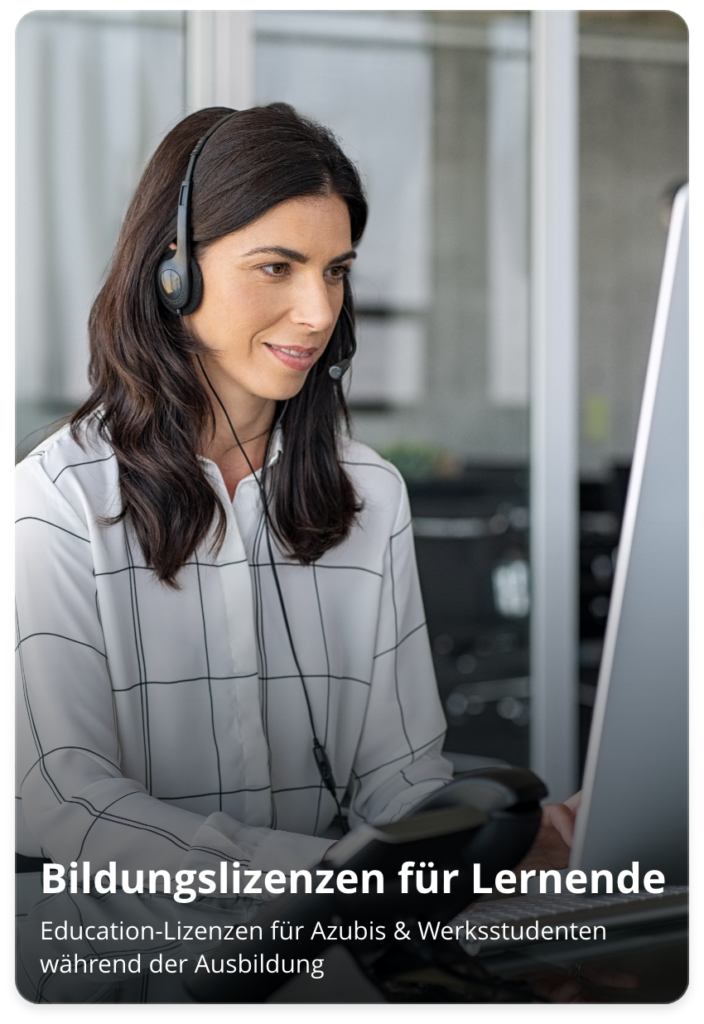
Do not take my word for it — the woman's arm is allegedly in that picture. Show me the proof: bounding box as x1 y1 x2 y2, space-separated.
346 471 453 828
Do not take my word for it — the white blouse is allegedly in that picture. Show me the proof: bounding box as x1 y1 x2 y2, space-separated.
15 419 452 879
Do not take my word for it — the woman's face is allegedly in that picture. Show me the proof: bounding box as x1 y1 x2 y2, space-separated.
186 193 355 403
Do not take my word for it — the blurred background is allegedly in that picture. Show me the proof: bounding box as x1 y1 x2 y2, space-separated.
15 10 687 790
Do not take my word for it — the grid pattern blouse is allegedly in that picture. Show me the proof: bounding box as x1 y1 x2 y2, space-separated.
16 420 452 879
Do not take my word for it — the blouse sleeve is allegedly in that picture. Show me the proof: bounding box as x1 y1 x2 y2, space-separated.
16 455 330 879
346 472 454 828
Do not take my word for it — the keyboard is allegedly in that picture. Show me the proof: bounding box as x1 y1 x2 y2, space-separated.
451 885 688 953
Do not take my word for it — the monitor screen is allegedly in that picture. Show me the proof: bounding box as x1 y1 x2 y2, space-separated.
570 187 688 885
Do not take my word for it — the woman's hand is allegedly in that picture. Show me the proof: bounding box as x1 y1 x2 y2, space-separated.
517 791 582 873
499 792 641 1000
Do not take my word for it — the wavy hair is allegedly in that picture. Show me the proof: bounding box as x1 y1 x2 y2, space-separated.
71 104 367 586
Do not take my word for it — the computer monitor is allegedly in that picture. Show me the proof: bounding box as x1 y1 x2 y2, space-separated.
570 186 688 885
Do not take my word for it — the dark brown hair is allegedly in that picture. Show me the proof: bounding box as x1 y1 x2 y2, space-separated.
71 104 367 585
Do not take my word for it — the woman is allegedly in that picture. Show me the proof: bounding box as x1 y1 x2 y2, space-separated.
16 104 456 880
17 103 580 892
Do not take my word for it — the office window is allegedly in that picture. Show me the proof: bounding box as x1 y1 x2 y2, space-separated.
15 10 687 770
15 11 185 457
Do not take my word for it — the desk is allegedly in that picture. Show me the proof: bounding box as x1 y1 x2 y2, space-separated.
475 919 687 1003
266 913 687 1003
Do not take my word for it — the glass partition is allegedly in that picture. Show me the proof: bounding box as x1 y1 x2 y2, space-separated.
15 9 687 774
15 10 186 459
254 11 533 767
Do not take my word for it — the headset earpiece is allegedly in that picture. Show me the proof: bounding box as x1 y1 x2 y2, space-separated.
157 254 203 316
156 249 188 314
180 259 203 316
156 109 238 316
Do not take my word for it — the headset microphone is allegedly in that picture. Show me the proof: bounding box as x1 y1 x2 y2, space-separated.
328 303 358 380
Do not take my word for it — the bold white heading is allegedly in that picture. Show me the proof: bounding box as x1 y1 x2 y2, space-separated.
42 859 665 904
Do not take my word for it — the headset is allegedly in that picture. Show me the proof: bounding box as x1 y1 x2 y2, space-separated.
156 109 358 832
156 108 357 379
